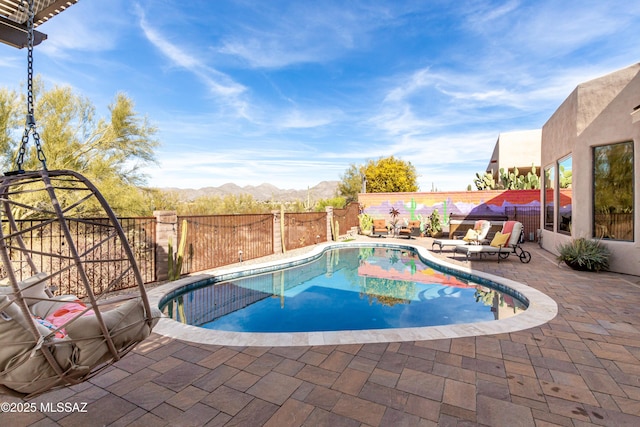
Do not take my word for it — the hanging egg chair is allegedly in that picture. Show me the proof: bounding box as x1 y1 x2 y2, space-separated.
0 0 160 397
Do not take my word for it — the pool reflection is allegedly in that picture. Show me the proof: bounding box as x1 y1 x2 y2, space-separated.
161 247 526 331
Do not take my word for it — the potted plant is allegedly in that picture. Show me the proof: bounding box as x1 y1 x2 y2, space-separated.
427 209 442 237
556 237 610 272
358 213 374 236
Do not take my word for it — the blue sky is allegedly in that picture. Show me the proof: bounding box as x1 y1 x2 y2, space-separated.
1 0 639 191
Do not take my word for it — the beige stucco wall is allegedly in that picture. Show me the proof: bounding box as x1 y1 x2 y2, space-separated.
541 63 640 276
487 129 541 177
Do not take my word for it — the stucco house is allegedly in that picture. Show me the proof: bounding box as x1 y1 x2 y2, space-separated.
486 129 541 180
540 62 640 276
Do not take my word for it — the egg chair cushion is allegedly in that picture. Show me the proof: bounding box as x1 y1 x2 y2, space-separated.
65 298 161 367
31 295 83 320
17 272 50 306
0 295 77 395
0 272 49 306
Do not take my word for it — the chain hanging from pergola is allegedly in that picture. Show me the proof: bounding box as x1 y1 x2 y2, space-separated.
0 0 160 398
10 0 47 175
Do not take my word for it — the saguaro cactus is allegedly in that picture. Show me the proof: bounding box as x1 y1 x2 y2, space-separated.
406 198 417 220
168 219 188 281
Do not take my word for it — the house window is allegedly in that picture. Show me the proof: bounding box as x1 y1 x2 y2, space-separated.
557 155 572 234
593 141 634 241
544 165 555 231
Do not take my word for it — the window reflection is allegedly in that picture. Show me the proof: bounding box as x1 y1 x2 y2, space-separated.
593 142 634 241
558 156 572 234
544 165 555 231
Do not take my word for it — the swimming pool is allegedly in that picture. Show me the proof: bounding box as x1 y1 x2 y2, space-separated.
160 247 527 333
149 242 558 346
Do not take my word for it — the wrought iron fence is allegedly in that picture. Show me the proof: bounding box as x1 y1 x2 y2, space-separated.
1 203 544 299
177 214 274 274
283 212 327 250
164 279 273 326
505 206 541 241
332 202 360 237
119 217 157 283
1 217 156 298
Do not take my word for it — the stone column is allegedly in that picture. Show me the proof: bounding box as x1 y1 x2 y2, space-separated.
326 206 334 241
154 210 177 282
272 210 283 254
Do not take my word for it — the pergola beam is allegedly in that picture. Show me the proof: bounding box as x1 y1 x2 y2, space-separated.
0 0 79 49
0 15 46 48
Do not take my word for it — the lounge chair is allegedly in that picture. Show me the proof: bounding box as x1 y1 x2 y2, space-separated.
409 220 423 237
454 221 531 263
371 219 388 237
398 220 421 239
432 220 491 252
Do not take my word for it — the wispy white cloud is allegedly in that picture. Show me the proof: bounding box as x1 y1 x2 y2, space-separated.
394 132 497 163
464 0 640 59
515 3 640 55
277 109 340 129
371 54 635 150
383 67 548 112
400 132 501 191
134 4 248 116
0 56 21 71
215 2 403 68
4 0 638 193
146 149 347 189
463 0 520 29
36 1 126 58
383 69 434 103
369 106 440 138
479 0 520 22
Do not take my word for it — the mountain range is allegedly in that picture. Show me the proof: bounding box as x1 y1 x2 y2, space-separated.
160 181 340 203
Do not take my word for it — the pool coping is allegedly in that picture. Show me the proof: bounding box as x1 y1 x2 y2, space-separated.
147 241 558 347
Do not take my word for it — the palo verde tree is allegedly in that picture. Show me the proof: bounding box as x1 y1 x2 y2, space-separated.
364 156 419 193
339 156 419 201
0 77 159 217
338 163 365 203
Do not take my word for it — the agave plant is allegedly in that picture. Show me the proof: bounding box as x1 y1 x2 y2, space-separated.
556 237 610 272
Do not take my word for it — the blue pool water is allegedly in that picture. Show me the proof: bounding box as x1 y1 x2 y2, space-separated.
160 246 526 333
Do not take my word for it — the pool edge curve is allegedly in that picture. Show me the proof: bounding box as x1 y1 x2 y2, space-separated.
147 241 558 347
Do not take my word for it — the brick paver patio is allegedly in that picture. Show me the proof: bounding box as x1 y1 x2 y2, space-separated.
2 237 640 426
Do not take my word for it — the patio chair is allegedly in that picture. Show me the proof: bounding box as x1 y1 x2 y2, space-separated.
454 221 531 263
398 220 421 239
371 219 388 237
432 220 491 252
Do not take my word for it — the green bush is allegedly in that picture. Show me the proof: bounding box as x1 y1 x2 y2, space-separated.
556 238 610 272
358 213 373 232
